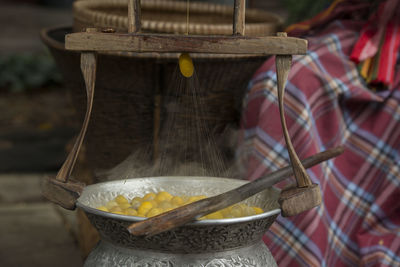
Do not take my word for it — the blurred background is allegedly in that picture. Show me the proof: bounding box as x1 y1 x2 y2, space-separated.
0 0 329 266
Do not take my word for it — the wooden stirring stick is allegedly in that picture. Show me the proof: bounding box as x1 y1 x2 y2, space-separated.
275 32 322 217
127 146 343 236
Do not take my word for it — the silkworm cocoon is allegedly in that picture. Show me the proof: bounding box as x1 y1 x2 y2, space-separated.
179 53 194 78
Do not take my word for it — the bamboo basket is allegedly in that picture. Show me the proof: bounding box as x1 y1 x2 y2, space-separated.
73 0 282 35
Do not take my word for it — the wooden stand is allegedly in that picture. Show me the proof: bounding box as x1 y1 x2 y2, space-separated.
44 0 342 236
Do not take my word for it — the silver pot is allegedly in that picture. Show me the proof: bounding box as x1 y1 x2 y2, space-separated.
77 176 281 266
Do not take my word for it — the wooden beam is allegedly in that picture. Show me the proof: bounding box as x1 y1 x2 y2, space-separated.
65 32 308 55
233 0 246 35
128 0 141 33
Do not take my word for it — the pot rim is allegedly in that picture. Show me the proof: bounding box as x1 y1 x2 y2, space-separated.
76 176 281 226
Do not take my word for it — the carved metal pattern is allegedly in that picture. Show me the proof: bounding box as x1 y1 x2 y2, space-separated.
85 241 277 267
87 212 278 253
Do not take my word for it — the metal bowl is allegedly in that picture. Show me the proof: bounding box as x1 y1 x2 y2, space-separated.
78 176 280 253
77 176 280 266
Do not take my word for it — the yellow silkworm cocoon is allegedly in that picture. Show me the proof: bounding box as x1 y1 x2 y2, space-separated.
105 200 118 210
143 192 156 201
125 208 138 216
138 201 153 215
130 198 142 209
253 206 264 215
98 191 264 220
205 211 224 220
109 206 123 214
119 203 131 210
96 206 108 212
115 195 129 205
147 208 163 217
171 196 184 206
179 53 194 78
155 191 173 203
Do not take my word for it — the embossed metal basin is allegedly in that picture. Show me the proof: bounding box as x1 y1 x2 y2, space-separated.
77 176 281 266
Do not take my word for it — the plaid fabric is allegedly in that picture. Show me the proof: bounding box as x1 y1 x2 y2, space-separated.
285 0 370 37
288 0 400 88
238 19 400 266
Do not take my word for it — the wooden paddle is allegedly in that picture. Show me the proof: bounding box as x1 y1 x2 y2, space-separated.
127 146 344 236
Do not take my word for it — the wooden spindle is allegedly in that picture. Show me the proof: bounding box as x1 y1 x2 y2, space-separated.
128 0 141 33
233 0 245 35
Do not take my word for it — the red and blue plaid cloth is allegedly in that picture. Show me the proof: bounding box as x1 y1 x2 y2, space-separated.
238 5 400 267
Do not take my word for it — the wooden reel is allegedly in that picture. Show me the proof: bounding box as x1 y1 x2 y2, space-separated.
43 0 337 233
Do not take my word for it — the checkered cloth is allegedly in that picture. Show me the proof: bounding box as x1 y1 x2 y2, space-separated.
238 19 400 267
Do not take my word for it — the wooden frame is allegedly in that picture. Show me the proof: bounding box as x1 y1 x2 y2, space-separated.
65 32 307 55
128 0 141 33
233 0 245 35
47 0 312 213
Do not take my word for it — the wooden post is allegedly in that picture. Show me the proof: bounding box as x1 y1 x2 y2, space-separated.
42 28 97 210
233 0 245 36
275 32 322 217
56 28 97 183
128 0 141 33
276 32 311 187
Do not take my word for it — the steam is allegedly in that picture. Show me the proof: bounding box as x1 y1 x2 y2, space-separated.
100 126 241 181
98 66 243 181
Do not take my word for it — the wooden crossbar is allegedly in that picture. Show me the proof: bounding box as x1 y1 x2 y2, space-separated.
65 32 308 55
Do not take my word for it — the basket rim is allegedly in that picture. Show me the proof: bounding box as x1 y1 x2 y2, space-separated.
73 0 283 36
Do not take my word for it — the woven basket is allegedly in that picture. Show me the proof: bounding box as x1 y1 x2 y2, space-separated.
73 0 282 36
